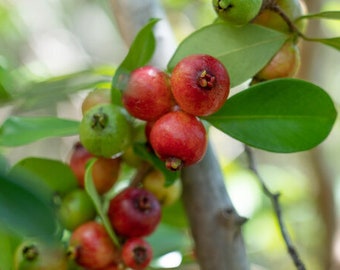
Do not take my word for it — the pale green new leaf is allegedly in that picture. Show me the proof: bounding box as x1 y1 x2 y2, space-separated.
309 37 340 51
84 158 120 247
297 11 340 20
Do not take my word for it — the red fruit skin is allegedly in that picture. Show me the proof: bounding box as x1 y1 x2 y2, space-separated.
170 54 230 116
108 187 161 238
97 263 120 270
91 156 121 195
122 66 174 121
69 142 121 195
149 111 207 168
70 221 119 269
69 142 94 185
121 238 153 270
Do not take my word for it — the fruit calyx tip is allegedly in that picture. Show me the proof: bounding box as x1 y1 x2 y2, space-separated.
165 157 184 171
91 112 109 130
198 70 216 90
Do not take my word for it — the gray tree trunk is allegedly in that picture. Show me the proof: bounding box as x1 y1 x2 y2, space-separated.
110 1 249 269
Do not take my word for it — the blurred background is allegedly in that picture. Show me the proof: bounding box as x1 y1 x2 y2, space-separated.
0 0 339 269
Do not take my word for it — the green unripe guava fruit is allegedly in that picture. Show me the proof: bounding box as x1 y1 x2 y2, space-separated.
213 0 263 25
79 104 132 158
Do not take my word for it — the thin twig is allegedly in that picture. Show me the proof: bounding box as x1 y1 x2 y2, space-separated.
260 0 307 40
268 4 299 33
244 145 306 270
129 161 153 188
269 5 331 44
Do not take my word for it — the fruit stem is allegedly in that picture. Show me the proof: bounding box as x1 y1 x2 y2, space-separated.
165 157 183 171
197 70 216 90
129 162 153 188
261 0 304 38
215 0 232 10
91 112 108 130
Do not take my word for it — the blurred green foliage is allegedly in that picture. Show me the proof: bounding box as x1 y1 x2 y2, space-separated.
0 1 338 270
221 157 328 270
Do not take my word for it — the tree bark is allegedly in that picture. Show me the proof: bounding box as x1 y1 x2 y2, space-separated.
110 0 177 70
109 1 249 269
182 143 249 270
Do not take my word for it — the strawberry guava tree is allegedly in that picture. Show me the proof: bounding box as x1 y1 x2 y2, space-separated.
0 0 339 269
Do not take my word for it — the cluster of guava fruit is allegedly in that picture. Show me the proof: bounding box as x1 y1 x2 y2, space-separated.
13 0 308 268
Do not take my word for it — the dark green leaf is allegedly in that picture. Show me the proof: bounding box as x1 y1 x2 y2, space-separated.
84 158 120 247
133 143 180 186
167 23 288 87
297 11 340 20
0 170 59 239
111 18 160 103
9 157 78 197
0 116 80 147
204 79 337 153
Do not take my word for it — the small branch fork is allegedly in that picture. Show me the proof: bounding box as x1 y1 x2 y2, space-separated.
129 162 153 188
244 145 307 270
259 0 307 39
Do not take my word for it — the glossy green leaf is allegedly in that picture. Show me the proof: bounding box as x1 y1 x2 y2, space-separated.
0 171 58 239
133 143 180 186
167 23 287 87
9 157 78 197
0 116 80 146
111 18 160 104
297 11 340 20
84 158 120 247
204 79 337 153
